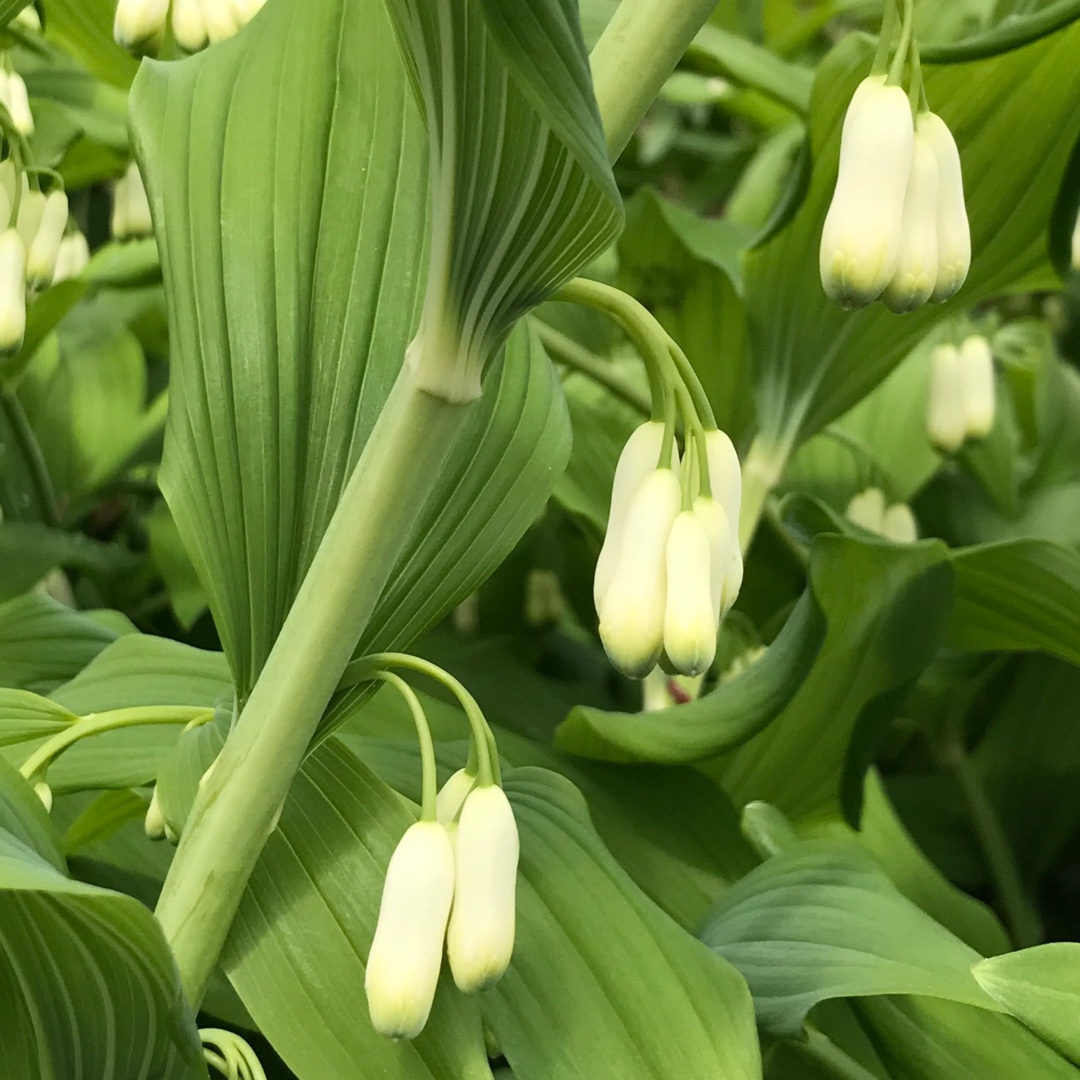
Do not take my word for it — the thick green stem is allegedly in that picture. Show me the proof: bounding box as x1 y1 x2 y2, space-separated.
154 368 472 1005
590 0 719 161
738 434 791 553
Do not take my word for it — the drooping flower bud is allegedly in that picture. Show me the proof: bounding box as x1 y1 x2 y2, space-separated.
172 0 209 54
881 502 918 543
27 190 69 288
926 343 967 453
113 0 170 55
436 768 476 828
144 787 167 841
663 510 717 677
599 468 682 678
0 228 27 354
52 231 90 284
112 163 153 241
846 487 887 534
366 821 456 1040
919 112 970 303
4 72 34 137
883 123 940 314
703 429 744 614
820 76 914 308
446 784 519 994
960 335 995 439
594 421 666 613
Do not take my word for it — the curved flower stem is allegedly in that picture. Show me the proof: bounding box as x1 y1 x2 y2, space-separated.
370 669 439 820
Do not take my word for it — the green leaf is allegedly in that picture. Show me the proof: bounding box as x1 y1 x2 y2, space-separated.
131 0 571 698
555 587 825 764
0 763 206 1079
0 755 65 870
699 842 1000 1036
922 0 1080 61
0 688 75 749
973 943 1080 1064
745 21 1080 454
44 0 140 88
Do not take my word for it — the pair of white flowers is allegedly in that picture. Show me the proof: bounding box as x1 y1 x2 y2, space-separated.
595 422 743 680
820 75 970 312
846 487 918 543
114 0 266 55
926 335 996 453
366 774 519 1041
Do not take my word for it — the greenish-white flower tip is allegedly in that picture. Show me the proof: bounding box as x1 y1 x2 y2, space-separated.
52 231 90 285
171 0 208 52
881 502 918 543
959 335 995 440
663 510 717 677
0 71 34 137
0 228 27 355
112 162 153 242
113 0 170 54
366 820 455 1040
883 123 940 314
599 467 682 678
144 788 167 841
447 784 519 994
820 76 913 309
926 343 967 453
594 420 668 613
34 780 52 813
27 190 69 289
436 767 476 828
919 112 970 303
845 487 887 534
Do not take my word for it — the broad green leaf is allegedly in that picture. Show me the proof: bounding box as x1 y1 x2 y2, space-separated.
764 1028 884 1080
0 1 24 27
0 689 75 749
699 842 1000 1036
745 22 1080 454
948 539 1080 664
922 0 1080 60
721 538 952 818
44 0 139 88
0 763 205 1079
0 756 64 870
146 503 209 630
973 943 1080 1064
555 588 825 764
483 768 762 1080
132 0 572 699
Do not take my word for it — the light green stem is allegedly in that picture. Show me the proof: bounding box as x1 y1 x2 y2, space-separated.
372 670 439 820
154 368 472 1006
590 0 720 160
738 434 792 553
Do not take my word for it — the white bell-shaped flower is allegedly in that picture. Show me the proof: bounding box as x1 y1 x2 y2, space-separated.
692 494 735 621
883 125 940 313
436 768 476 828
960 335 995 439
0 228 27 354
599 468 682 678
927 344 967 453
15 188 45 249
446 784 519 993
172 0 209 53
113 0 170 54
594 420 667 613
663 510 717 677
846 487 887 533
919 112 970 302
366 821 456 1040
702 429 744 614
112 162 153 241
881 502 918 543
200 0 240 44
27 190 69 288
820 76 914 308
53 231 90 284
5 73 34 137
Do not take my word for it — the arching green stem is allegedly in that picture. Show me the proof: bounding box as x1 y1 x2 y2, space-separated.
370 669 439 820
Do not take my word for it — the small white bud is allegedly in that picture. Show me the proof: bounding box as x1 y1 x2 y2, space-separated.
366 821 455 1040
52 231 90 284
594 421 667 613
27 190 68 288
820 76 914 308
113 0 170 54
5 73 33 137
919 112 970 302
34 781 52 812
599 468 682 678
112 162 153 241
927 344 967 453
960 335 995 439
0 228 27 354
663 510 717 677
200 0 240 44
144 788 167 841
447 785 519 993
881 502 918 543
882 124 940 314
172 0 209 53
846 487 887 534
436 768 476 827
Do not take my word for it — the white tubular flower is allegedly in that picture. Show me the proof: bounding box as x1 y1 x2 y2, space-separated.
599 468 682 678
927 344 967 453
172 0 209 53
15 188 44 249
663 510 717 677
200 0 240 44
820 76 914 308
881 502 918 543
846 487 887 534
446 784 519 994
436 768 476 828
919 112 970 302
113 0 170 54
27 190 68 287
703 429 744 616
692 494 734 621
112 162 153 241
53 231 90 284
6 73 34 137
883 124 940 314
366 821 455 1040
0 228 27 354
594 420 667 614
960 335 995 440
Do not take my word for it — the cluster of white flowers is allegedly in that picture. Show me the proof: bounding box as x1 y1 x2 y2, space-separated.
0 162 72 353
366 772 519 1040
595 421 743 680
114 0 266 55
820 76 970 313
112 161 154 241
926 335 996 453
846 487 918 543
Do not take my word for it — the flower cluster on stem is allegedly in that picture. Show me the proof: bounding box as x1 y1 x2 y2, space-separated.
114 0 266 56
926 334 996 453
846 487 918 543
